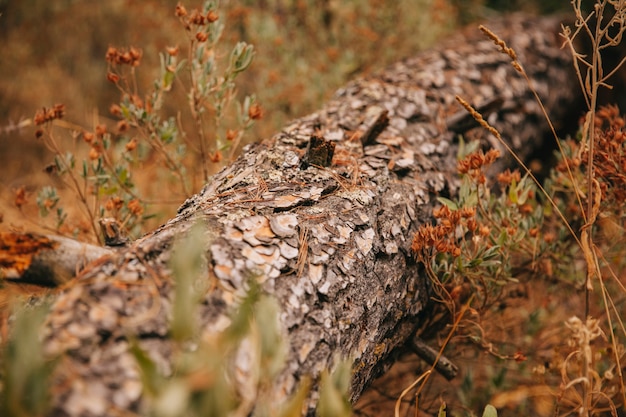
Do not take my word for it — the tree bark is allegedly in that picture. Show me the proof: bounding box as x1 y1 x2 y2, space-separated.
28 13 577 416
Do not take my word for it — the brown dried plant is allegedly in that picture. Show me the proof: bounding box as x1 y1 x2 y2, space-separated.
410 1 626 415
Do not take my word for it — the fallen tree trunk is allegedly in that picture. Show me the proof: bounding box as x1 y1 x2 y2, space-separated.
26 13 577 416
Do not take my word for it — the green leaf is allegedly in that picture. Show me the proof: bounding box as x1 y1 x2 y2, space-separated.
225 280 260 343
482 404 498 417
230 42 255 74
256 295 288 377
276 377 312 417
436 197 458 211
0 302 56 417
170 221 207 342
316 358 352 417
129 340 165 396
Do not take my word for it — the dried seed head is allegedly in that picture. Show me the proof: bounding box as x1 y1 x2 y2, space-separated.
130 95 144 108
248 103 263 120
105 197 124 212
207 10 218 22
127 199 143 216
175 3 187 17
95 124 107 137
34 104 65 125
479 25 517 62
14 186 27 208
110 104 122 117
125 138 137 152
105 46 118 63
116 120 129 133
83 131 94 143
226 129 238 141
89 147 101 160
189 9 205 25
196 31 209 42
209 151 222 163
106 72 120 84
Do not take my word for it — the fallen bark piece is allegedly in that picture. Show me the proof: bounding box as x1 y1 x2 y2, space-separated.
30 13 577 416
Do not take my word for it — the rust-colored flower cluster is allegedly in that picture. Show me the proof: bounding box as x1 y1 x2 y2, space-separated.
82 125 108 161
105 46 142 84
34 103 65 126
457 148 500 184
411 204 479 257
557 105 626 206
105 46 142 68
497 168 521 187
248 103 263 120
14 186 28 208
104 196 143 218
587 105 626 203
176 2 219 41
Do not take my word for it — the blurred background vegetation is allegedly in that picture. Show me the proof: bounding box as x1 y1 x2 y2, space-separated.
0 0 569 233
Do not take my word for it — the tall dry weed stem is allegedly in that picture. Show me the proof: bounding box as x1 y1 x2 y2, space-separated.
560 1 626 414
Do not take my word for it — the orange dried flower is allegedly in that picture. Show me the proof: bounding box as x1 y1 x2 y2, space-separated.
207 10 218 22
433 205 450 219
34 104 65 125
106 72 120 84
83 131 95 143
14 186 27 208
248 103 263 120
175 3 187 17
189 9 205 25
460 207 475 218
519 203 533 215
411 238 423 253
125 138 137 152
196 31 209 42
435 240 448 253
105 197 124 212
485 148 500 163
105 46 118 63
89 147 101 160
127 199 143 216
166 46 179 56
110 104 122 117
117 120 129 133
467 218 477 232
513 351 527 363
497 169 514 186
209 151 222 163
226 129 238 141
43 198 55 210
130 95 144 109
457 159 470 174
95 124 107 137
129 47 142 64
